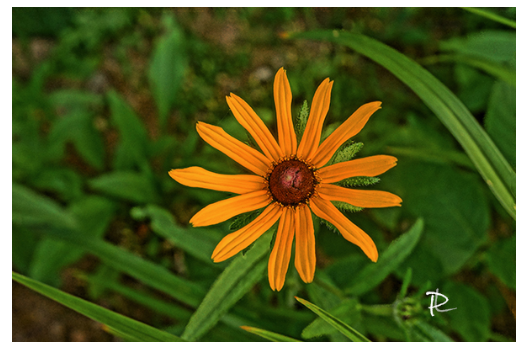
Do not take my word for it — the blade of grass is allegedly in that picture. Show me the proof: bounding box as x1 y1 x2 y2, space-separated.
289 30 516 220
345 219 424 296
181 230 273 341
12 272 184 342
240 326 302 342
462 7 516 28
47 233 205 308
295 297 370 342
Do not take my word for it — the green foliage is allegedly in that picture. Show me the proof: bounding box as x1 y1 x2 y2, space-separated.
12 8 515 342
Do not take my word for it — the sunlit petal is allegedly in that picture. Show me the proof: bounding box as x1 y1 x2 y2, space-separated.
274 68 297 156
227 94 283 161
297 78 333 161
312 102 382 168
310 196 378 262
190 190 271 227
294 204 316 283
169 167 266 194
318 155 397 183
212 204 282 262
318 183 402 208
196 121 271 176
268 208 295 291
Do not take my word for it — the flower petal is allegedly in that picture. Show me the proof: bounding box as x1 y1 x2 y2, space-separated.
196 121 271 176
169 167 266 194
227 93 283 161
312 102 382 168
212 204 282 262
297 78 333 161
274 68 297 156
310 196 378 262
318 183 402 208
318 155 397 183
294 204 316 284
190 190 271 227
268 208 295 291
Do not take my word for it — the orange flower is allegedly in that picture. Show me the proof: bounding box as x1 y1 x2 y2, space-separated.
169 68 401 291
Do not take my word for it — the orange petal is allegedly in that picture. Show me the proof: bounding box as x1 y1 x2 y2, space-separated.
318 155 398 183
310 196 378 262
227 94 283 162
268 208 295 291
211 204 282 262
190 190 271 227
312 102 382 168
294 204 316 284
318 183 402 208
297 78 334 161
274 68 297 156
169 167 266 194
196 122 271 176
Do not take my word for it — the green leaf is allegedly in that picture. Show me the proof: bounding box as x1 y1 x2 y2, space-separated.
441 281 491 341
12 272 184 342
486 236 516 290
302 298 362 339
294 100 309 141
485 81 516 169
392 162 490 284
291 30 515 220
148 15 188 128
330 141 364 165
133 205 220 267
413 320 454 342
295 297 370 342
12 183 77 229
46 233 205 308
240 326 301 342
89 171 160 204
345 218 424 295
440 30 516 63
181 230 273 341
107 90 150 172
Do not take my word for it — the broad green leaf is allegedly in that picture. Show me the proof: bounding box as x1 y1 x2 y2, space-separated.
148 15 188 128
441 281 491 341
290 30 515 220
12 272 183 342
181 230 273 341
295 297 370 342
486 235 516 290
27 196 116 287
240 326 301 342
46 232 205 308
89 171 160 204
345 218 423 295
440 30 516 63
392 162 490 284
485 81 516 169
107 90 150 172
12 183 77 229
132 205 220 266
28 168 84 202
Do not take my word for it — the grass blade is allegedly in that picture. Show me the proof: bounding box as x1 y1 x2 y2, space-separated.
12 272 184 342
345 219 424 296
295 297 370 342
462 7 516 28
240 326 302 342
181 230 273 341
289 30 515 220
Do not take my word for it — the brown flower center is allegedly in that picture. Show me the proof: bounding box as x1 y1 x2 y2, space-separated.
268 158 317 206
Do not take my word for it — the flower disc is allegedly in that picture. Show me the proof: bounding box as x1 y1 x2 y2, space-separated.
268 159 316 206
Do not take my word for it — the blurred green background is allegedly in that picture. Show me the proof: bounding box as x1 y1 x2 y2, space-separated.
12 7 515 341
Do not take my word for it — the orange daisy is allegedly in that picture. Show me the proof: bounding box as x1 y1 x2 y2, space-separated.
169 68 401 291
